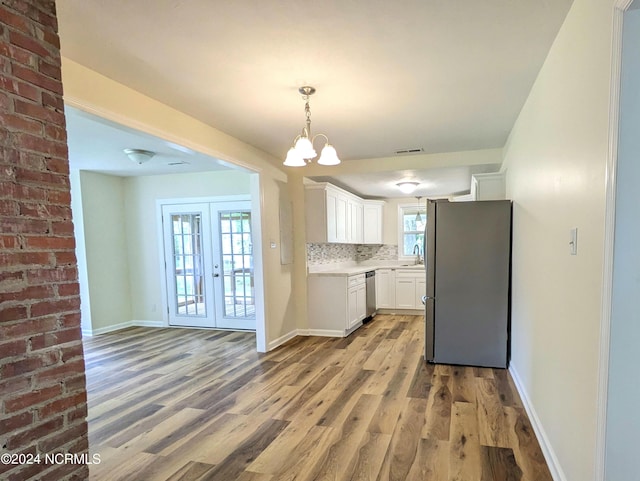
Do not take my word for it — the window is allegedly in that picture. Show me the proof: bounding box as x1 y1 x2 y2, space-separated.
398 204 426 258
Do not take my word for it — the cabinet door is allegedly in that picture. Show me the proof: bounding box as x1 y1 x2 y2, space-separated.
348 285 360 328
376 269 396 308
363 203 383 244
395 278 417 309
335 194 348 243
349 200 363 244
415 278 426 310
326 190 338 242
356 283 367 321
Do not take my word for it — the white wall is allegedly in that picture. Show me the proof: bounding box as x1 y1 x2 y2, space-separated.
76 171 133 332
69 169 92 333
124 170 251 322
604 7 640 480
501 0 614 479
62 58 296 348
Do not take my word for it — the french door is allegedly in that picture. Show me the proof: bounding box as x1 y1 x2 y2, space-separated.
161 201 255 330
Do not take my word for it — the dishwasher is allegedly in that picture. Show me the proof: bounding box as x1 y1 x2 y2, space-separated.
364 271 377 322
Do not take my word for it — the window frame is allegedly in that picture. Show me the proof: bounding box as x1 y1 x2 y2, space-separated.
397 202 427 261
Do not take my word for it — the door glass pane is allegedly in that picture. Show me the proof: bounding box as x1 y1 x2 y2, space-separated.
171 213 206 317
218 211 254 319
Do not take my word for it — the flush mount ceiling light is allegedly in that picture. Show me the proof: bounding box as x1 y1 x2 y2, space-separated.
396 181 419 194
124 148 155 165
283 86 340 167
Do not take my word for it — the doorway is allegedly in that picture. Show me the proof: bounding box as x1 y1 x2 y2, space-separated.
161 199 255 330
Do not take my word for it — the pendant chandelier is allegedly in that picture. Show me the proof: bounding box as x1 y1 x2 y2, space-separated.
283 86 341 167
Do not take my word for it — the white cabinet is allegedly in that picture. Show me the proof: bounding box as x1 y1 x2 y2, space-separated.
306 183 384 245
471 173 505 201
307 273 366 336
363 201 384 244
376 268 396 308
348 279 367 330
394 269 426 310
347 198 363 244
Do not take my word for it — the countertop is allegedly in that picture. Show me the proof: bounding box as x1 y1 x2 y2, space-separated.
308 263 424 277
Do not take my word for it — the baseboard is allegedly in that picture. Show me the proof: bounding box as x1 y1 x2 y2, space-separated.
267 329 299 351
509 364 568 481
82 319 164 337
302 329 345 338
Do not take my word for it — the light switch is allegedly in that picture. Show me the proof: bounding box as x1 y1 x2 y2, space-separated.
569 228 578 255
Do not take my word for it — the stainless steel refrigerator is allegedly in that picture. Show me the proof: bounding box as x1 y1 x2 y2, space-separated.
424 199 511 368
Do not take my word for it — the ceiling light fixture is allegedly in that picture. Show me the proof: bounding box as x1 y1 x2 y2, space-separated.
124 148 155 165
283 86 340 167
396 181 419 194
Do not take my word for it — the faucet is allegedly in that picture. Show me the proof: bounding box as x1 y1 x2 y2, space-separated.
413 244 422 265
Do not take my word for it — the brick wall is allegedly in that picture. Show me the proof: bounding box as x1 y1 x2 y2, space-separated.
0 1 89 480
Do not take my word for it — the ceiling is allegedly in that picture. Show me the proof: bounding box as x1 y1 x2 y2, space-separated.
56 0 572 196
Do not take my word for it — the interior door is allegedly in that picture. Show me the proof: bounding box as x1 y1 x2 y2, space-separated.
162 203 215 328
210 201 255 330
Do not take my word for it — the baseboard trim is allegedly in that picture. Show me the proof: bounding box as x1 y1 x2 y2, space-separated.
267 330 299 351
82 320 164 337
509 364 567 481
302 329 345 338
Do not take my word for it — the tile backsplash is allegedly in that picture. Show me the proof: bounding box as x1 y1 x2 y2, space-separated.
307 243 398 266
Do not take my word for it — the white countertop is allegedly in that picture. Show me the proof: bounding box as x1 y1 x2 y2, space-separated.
308 262 424 277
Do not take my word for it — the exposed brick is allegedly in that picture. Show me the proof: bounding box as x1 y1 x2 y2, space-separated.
40 28 60 50
0 251 52 268
0 411 33 435
39 391 86 419
50 220 74 236
66 403 87 424
57 282 79 297
4 385 62 413
0 181 47 202
12 62 62 95
0 338 27 357
0 6 32 33
41 90 63 110
2 112 43 134
0 304 28 322
59 312 81 329
0 270 24 285
60 342 83 362
13 132 68 158
25 235 75 250
27 266 77 285
30 297 80 318
9 30 51 59
54 251 77 266
14 97 64 124
44 156 69 174
0 316 58 338
0 376 31 398
34 359 85 388
0 42 38 67
43 123 66 142
38 420 87 455
1 350 59 379
64 374 87 394
46 189 70 205
37 58 60 80
30 328 80 352
0 234 21 249
0 198 19 216
15 166 69 188
1 216 49 234
0 284 54 304
5 416 64 450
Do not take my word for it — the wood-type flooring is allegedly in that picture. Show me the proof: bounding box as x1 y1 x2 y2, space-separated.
83 314 552 481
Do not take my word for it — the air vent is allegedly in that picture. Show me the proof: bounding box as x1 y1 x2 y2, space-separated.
394 147 424 155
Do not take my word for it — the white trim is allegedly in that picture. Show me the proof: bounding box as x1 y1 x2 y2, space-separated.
397 202 426 261
509 364 568 481
299 329 346 338
82 319 164 337
156 195 250 206
267 330 299 351
596 1 632 479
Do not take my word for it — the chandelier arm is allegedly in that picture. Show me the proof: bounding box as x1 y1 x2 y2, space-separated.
311 133 329 144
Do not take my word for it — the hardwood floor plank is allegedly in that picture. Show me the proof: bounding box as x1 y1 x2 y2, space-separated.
449 402 482 481
480 446 522 481
376 397 428 481
82 315 552 481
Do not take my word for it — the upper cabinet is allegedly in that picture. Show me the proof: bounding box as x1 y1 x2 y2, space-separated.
305 183 384 245
471 172 506 200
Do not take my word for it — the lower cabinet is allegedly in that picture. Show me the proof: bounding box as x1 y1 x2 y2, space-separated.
377 268 426 311
308 273 366 336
